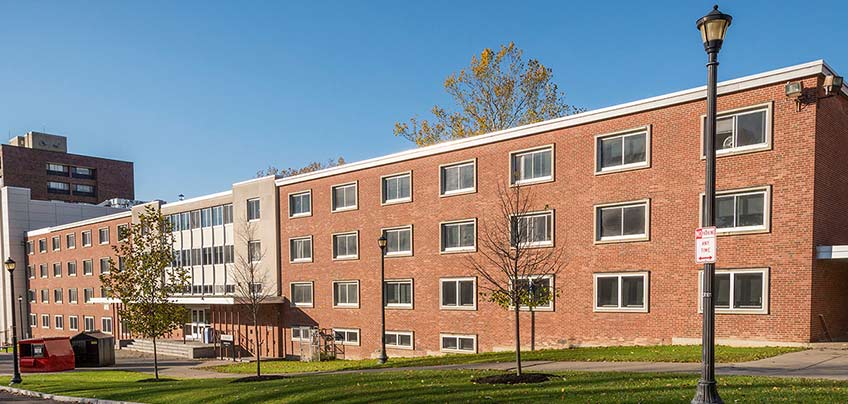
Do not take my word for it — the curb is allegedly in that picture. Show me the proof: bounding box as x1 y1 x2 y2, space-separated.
0 384 142 404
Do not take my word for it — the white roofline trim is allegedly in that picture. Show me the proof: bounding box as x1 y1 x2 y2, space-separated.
26 210 131 237
161 190 233 210
275 60 836 187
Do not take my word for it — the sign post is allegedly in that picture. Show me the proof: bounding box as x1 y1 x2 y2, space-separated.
695 227 717 264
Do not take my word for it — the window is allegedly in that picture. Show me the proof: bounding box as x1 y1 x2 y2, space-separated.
102 317 113 334
510 146 553 185
595 200 649 242
29 314 37 327
440 278 476 310
332 232 359 260
331 182 358 212
291 282 313 307
202 247 213 265
181 212 192 230
440 160 476 196
69 316 79 331
201 207 212 227
190 210 201 229
98 227 110 244
53 262 62 277
514 275 555 310
55 315 64 329
705 106 770 155
82 231 92 247
40 289 49 303
100 257 111 274
46 163 68 176
289 191 312 217
47 181 70 194
27 266 33 279
28 290 35 303
702 187 770 234
73 184 96 196
39 264 47 278
247 198 261 221
26 241 33 255
244 241 261 263
223 204 233 224
84 316 95 332
699 269 769 314
224 245 235 264
41 314 50 329
66 233 76 249
289 237 312 263
441 334 476 353
51 236 61 251
68 261 77 276
291 326 312 342
213 246 224 264
84 288 94 304
383 226 412 256
333 328 360 346
211 206 223 226
38 239 47 253
117 224 129 241
83 260 93 275
385 331 414 349
382 172 412 204
384 279 413 308
596 128 650 173
440 220 476 253
333 281 359 307
71 166 96 179
594 272 649 312
69 288 78 304
511 211 554 247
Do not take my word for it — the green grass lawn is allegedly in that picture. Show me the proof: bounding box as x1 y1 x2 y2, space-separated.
209 345 802 375
16 369 848 403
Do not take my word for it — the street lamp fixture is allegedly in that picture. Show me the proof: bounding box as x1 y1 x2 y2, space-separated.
5 257 22 384
693 5 731 404
376 236 388 364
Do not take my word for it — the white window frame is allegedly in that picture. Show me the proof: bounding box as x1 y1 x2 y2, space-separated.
69 316 79 331
439 219 477 254
332 280 360 308
41 314 50 329
511 210 555 248
83 259 93 276
594 199 650 243
66 233 76 249
384 279 413 309
382 225 413 257
440 333 477 354
289 236 313 263
698 268 769 315
81 230 92 247
439 159 477 197
98 227 110 245
330 181 358 212
290 282 314 308
593 272 650 313
84 316 95 332
699 186 771 236
288 190 313 218
51 236 61 251
332 328 360 346
381 171 413 205
29 313 37 327
509 145 555 186
102 317 113 334
332 231 359 261
700 103 773 158
385 330 414 350
291 326 312 342
594 126 651 175
439 277 477 311
54 315 64 330
513 274 555 311
247 198 261 221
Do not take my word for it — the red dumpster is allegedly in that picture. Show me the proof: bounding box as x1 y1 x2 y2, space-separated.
19 337 75 372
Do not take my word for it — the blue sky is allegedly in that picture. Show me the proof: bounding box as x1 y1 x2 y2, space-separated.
2 1 845 201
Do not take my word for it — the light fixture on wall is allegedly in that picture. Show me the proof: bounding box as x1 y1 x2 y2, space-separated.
785 81 804 112
823 75 844 97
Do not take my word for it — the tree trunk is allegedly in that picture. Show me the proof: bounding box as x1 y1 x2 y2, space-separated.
254 318 261 377
153 336 159 380
514 303 522 376
530 308 536 352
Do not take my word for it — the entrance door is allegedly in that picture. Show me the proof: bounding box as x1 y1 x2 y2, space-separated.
190 309 208 340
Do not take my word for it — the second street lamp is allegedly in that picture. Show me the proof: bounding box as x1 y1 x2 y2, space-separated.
377 235 388 364
693 5 732 404
5 257 22 384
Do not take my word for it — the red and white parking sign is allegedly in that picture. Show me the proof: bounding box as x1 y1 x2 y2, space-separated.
695 226 717 264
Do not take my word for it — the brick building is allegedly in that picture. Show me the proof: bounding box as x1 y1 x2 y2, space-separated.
21 60 848 360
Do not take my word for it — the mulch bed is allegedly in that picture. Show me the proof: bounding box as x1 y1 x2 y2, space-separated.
231 375 288 383
472 373 553 384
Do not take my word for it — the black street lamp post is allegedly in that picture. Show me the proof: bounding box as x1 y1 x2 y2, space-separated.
5 258 22 384
377 236 388 364
693 5 732 404
17 296 25 340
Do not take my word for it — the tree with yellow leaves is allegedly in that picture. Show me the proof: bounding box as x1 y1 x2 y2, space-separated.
394 42 580 147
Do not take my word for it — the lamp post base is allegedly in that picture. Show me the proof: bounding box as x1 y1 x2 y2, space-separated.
692 380 723 404
376 354 387 365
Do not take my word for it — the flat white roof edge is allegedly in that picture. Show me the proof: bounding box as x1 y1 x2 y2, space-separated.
26 210 131 238
161 190 233 210
275 60 834 188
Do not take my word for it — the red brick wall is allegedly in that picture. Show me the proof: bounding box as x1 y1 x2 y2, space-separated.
210 304 284 358
277 77 823 359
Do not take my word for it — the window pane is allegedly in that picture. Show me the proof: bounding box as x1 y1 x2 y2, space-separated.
345 185 356 207
715 274 731 308
441 281 457 306
623 133 646 165
460 164 474 189
459 337 474 351
444 167 459 192
600 208 622 238
736 193 764 227
600 136 623 168
442 337 457 350
716 116 734 150
734 273 763 309
443 224 459 249
715 196 735 228
460 223 475 247
622 206 646 236
459 281 474 306
621 276 644 308
736 111 766 147
596 277 618 307
398 334 412 346
398 176 410 199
